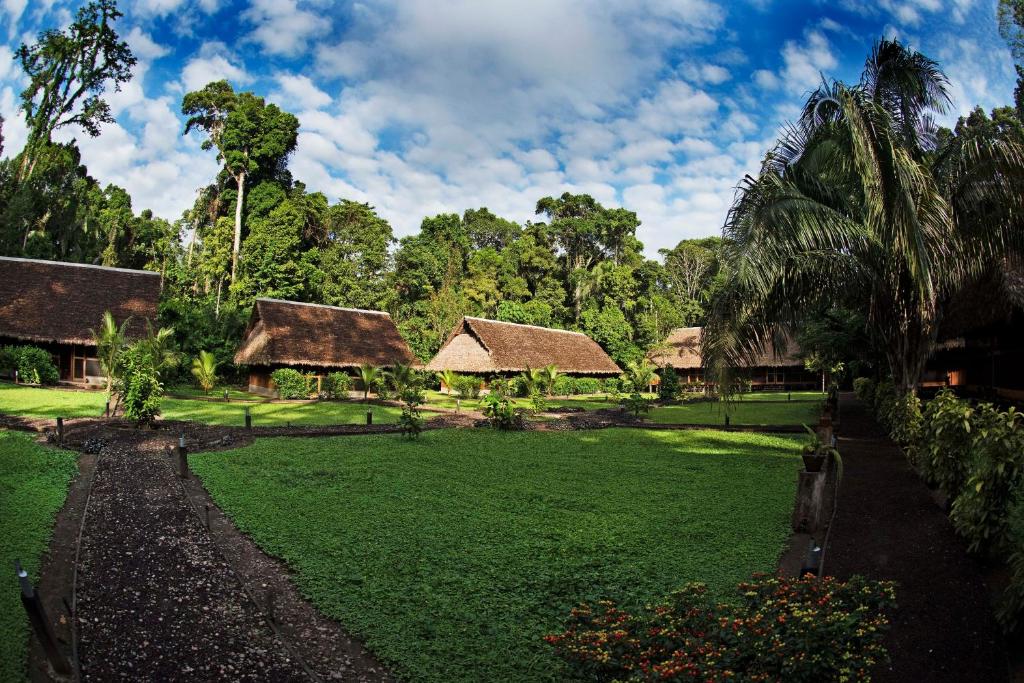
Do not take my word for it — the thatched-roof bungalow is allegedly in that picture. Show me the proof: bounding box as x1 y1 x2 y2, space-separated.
425 317 621 376
648 326 820 390
0 256 161 385
234 298 416 395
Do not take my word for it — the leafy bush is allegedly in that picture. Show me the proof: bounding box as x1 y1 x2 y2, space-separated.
1 345 59 385
917 388 974 498
488 377 510 398
481 393 525 430
883 393 923 452
950 403 1024 553
552 375 576 396
853 376 875 404
547 573 896 683
658 366 679 401
622 392 652 418
271 368 311 399
324 372 352 399
574 377 602 395
998 499 1024 631
115 344 163 424
452 374 483 399
603 377 622 397
372 376 392 401
530 390 547 413
398 387 426 440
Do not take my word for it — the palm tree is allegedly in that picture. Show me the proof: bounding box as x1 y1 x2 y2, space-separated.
90 311 129 396
541 363 559 397
437 369 458 395
703 39 1024 396
191 351 220 394
625 359 655 394
390 362 416 396
358 364 381 402
520 366 544 395
142 322 181 379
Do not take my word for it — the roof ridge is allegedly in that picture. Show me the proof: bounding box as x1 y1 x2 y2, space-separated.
257 298 392 317
0 255 161 277
464 316 586 336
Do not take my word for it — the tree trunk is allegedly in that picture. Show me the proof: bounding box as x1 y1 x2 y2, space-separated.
231 171 246 284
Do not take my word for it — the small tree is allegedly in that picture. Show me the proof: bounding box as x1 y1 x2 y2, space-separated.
520 366 544 395
541 363 559 397
114 342 163 425
624 359 655 394
390 362 416 396
90 310 129 396
191 351 219 394
141 322 181 379
358 364 381 402
437 369 458 395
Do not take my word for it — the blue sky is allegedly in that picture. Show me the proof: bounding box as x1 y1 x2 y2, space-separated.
0 0 1017 255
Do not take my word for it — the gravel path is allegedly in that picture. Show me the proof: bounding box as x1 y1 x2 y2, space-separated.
75 437 310 681
826 394 1009 682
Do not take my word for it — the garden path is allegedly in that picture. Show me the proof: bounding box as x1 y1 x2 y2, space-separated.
826 394 1009 682
71 427 390 682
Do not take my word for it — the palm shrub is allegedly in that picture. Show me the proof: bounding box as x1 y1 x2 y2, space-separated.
917 388 974 498
519 367 544 396
541 364 559 397
623 359 655 394
141 322 181 379
436 369 458 395
358 364 381 402
702 39 1024 399
389 363 416 396
91 310 129 395
190 350 219 394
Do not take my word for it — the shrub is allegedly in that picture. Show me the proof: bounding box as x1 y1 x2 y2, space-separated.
883 392 923 452
552 375 576 396
271 368 311 399
546 572 896 683
658 366 679 401
603 377 622 397
324 372 352 399
372 376 392 401
2 345 59 385
997 498 1024 631
481 393 525 430
622 392 652 418
530 390 547 413
453 374 483 399
398 387 426 440
853 376 876 404
488 377 510 398
115 344 163 424
917 388 974 498
574 377 602 395
950 403 1024 553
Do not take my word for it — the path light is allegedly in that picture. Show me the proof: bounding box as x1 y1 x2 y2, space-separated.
801 541 823 576
223 389 229 401
724 414 730 427
14 560 71 675
56 417 63 447
178 434 188 479
366 408 373 426
456 399 461 414
244 407 252 430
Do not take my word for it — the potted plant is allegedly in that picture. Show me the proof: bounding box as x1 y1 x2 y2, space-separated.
801 424 837 473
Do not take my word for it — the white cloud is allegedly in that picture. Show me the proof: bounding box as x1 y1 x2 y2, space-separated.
243 0 329 57
273 74 332 110
176 42 250 93
779 30 837 92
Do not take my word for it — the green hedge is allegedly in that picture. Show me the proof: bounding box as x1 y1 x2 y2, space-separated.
0 345 59 385
271 368 311 399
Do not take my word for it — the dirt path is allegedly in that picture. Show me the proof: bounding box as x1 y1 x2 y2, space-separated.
71 428 391 682
826 395 1009 682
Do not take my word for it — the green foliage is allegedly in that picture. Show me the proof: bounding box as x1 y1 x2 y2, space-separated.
529 389 548 413
1 345 59 385
552 375 576 396
371 375 391 401
436 369 458 395
950 404 1024 553
541 363 559 396
547 573 896 682
190 428 803 683
357 364 381 401
0 431 78 683
853 377 876 404
657 366 680 401
648 401 822 426
452 374 483 399
91 310 129 392
388 363 418 397
623 358 656 393
998 499 1024 631
324 372 352 399
481 393 525 430
398 387 426 440
622 392 652 417
270 368 310 399
916 389 975 498
883 393 923 453
114 342 163 424
190 350 219 394
519 367 544 396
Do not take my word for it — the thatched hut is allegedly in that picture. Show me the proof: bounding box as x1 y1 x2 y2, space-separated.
0 256 160 385
234 298 416 395
648 326 820 390
424 317 621 376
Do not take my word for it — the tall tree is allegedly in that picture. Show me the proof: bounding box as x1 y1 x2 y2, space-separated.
16 0 135 180
182 81 299 284
704 39 1024 394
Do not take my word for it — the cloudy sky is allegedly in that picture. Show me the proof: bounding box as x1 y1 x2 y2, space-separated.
0 0 1017 256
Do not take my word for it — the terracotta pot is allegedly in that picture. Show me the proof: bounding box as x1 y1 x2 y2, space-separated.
802 452 827 473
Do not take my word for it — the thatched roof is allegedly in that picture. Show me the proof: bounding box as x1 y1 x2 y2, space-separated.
234 298 415 369
648 326 804 370
425 317 621 375
0 256 160 346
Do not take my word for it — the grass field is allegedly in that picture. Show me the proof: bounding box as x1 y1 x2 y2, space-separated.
0 431 78 682
0 382 107 418
737 391 825 402
165 385 257 401
422 390 648 413
648 399 822 426
192 428 802 682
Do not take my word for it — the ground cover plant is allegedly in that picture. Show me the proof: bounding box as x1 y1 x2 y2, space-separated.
191 428 803 682
647 400 821 426
0 431 78 682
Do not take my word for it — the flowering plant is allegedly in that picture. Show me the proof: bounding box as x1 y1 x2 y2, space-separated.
546 573 896 682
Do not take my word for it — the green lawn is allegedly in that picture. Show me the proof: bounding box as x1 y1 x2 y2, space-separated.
0 382 106 418
192 428 802 682
0 431 78 682
422 390 645 413
648 399 822 426
739 391 826 402
165 385 257 401
161 398 402 426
